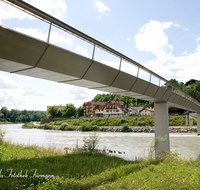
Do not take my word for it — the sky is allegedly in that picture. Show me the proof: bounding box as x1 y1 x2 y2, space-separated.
1 0 200 111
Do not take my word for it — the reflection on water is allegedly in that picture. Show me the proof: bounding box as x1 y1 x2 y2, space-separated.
2 124 200 160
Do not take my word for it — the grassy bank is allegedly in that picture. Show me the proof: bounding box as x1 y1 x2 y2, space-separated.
22 116 197 133
0 142 200 189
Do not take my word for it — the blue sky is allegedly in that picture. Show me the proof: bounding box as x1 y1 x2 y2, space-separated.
0 0 200 111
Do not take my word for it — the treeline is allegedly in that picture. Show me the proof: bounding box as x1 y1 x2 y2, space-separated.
168 79 200 102
92 94 154 108
0 106 46 123
48 104 84 118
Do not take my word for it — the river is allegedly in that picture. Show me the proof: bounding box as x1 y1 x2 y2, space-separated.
1 124 200 160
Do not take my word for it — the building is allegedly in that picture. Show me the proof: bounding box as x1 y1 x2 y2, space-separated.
140 107 154 116
128 106 144 115
83 101 128 117
168 107 185 115
185 79 197 86
83 102 105 117
46 105 65 118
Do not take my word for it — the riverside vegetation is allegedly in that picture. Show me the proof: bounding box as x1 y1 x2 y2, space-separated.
23 116 197 133
0 127 200 189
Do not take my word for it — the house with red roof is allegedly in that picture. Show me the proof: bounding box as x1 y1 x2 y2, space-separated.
83 101 128 117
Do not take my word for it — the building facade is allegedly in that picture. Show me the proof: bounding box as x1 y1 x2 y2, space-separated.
83 101 128 117
140 107 154 116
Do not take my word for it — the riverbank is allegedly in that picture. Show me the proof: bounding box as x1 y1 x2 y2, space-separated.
0 142 200 189
22 121 197 133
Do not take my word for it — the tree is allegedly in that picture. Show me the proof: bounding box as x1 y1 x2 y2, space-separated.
10 109 20 123
77 106 84 117
1 106 9 120
63 104 76 118
48 106 58 118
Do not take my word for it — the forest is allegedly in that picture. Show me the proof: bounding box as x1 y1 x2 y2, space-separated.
0 106 46 123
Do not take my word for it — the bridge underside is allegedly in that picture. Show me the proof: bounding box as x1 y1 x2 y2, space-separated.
1 26 200 113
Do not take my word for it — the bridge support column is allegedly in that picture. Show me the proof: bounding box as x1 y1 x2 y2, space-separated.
154 101 170 156
197 113 200 136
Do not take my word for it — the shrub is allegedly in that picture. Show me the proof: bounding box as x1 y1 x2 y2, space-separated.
64 125 75 131
121 123 129 132
0 127 6 145
82 134 100 151
43 123 52 130
59 122 68 130
79 123 98 131
138 121 145 126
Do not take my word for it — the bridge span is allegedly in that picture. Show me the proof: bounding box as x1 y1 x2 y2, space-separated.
0 0 200 156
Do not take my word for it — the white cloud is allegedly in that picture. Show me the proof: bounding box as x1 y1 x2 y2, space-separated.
135 20 174 59
21 76 35 81
127 37 131 41
94 1 110 17
14 28 73 46
53 83 93 101
135 20 200 82
24 0 67 20
75 46 90 58
183 51 189 55
22 85 48 97
0 0 66 26
0 73 18 89
196 37 200 43
105 39 111 44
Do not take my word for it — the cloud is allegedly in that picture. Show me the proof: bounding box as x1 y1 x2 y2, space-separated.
196 37 200 43
24 0 67 20
94 1 110 17
105 39 111 44
21 85 48 97
14 28 73 46
0 0 67 24
127 37 131 41
0 73 18 89
135 20 200 82
135 20 174 60
53 83 93 101
75 46 90 58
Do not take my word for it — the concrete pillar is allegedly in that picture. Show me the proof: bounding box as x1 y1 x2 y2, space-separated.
197 113 200 136
154 101 170 156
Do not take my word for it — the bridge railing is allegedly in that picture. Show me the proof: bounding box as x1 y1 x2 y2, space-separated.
1 0 200 107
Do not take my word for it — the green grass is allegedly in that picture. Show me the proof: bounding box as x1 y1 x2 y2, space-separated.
0 142 130 189
1 142 200 190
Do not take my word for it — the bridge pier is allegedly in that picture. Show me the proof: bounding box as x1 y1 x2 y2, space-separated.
197 113 200 136
154 101 170 156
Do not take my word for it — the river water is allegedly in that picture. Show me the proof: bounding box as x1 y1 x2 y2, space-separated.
1 124 200 160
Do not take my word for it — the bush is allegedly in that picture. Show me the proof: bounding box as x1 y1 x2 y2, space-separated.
43 123 52 130
82 134 100 151
59 122 68 130
64 125 75 131
79 123 98 131
0 127 6 145
121 123 129 132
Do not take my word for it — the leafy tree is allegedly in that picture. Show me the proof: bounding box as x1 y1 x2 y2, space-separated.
10 109 20 123
1 106 9 120
48 106 58 118
63 104 76 118
77 106 84 117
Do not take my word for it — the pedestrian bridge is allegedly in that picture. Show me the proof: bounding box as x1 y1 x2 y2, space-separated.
0 0 200 155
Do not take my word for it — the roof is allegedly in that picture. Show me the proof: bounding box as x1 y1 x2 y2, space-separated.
128 106 144 111
140 107 154 112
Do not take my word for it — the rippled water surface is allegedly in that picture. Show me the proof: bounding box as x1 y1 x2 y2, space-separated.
2 124 200 160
